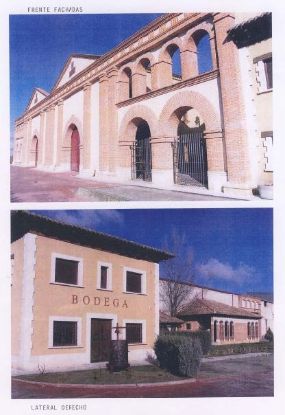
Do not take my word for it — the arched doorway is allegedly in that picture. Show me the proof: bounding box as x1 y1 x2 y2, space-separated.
131 120 152 181
31 136 38 167
174 107 208 187
70 126 80 172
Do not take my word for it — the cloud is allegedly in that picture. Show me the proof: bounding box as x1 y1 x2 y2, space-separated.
196 258 255 286
36 210 124 230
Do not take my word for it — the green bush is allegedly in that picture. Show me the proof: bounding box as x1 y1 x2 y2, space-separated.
154 334 202 377
264 328 274 342
208 341 273 357
173 330 211 355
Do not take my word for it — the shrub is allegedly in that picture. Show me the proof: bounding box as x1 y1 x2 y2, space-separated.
154 334 202 377
208 341 273 357
173 330 211 355
264 328 274 342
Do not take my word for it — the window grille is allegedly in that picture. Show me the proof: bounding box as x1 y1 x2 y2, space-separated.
53 321 77 346
126 323 142 344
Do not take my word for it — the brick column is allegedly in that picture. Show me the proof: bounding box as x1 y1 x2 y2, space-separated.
180 49 198 80
24 118 32 165
99 74 109 172
209 33 218 70
55 100 64 167
21 121 29 165
82 82 92 170
214 13 251 195
44 105 55 167
152 60 172 89
38 111 45 166
107 68 119 172
132 71 146 96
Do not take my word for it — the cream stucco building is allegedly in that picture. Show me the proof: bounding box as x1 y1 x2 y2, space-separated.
12 12 272 200
11 211 172 374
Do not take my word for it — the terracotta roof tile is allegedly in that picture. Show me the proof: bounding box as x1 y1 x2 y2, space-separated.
178 298 261 319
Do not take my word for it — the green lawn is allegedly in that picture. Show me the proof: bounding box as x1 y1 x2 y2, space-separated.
16 365 187 385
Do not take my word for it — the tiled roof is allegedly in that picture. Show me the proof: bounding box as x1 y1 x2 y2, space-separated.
178 298 261 319
160 311 184 324
11 211 174 263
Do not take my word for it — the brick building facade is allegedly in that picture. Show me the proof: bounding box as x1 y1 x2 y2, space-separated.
160 279 273 344
12 13 272 199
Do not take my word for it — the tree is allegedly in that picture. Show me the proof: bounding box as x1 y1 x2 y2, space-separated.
160 230 195 316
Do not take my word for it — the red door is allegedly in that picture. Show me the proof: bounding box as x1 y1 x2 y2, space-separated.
71 128 80 172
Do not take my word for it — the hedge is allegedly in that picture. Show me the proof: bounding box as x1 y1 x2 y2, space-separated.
154 334 202 377
207 341 273 357
172 330 212 355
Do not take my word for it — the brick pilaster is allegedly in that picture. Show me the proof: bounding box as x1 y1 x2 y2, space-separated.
214 13 251 185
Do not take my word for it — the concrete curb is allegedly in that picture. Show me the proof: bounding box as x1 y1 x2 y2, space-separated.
202 352 273 362
12 377 196 389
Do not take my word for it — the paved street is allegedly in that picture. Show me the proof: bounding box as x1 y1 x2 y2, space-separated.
11 166 233 202
12 354 273 398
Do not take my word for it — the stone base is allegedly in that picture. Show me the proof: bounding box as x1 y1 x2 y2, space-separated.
207 171 227 193
152 169 174 187
222 184 253 200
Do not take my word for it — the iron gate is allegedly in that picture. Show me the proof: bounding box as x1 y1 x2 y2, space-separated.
130 137 152 182
172 128 208 187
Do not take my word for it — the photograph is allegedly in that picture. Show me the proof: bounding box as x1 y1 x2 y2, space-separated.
11 208 273 399
1 1 283 414
10 11 272 202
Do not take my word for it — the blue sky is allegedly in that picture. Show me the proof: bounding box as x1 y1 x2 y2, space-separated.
32 208 273 295
10 13 161 135
10 13 212 139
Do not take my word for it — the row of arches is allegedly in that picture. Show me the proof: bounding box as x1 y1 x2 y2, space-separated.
119 29 213 100
213 320 235 343
29 123 81 172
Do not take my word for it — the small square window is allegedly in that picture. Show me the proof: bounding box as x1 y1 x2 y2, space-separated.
55 258 79 285
126 323 142 344
53 321 77 346
186 323 192 330
126 271 142 293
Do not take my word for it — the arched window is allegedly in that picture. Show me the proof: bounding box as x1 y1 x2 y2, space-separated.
251 322 255 339
140 58 152 93
225 321 229 340
214 320 218 342
219 321 224 341
120 67 133 100
230 321 234 339
247 322 251 339
166 44 182 81
193 30 213 74
255 322 259 339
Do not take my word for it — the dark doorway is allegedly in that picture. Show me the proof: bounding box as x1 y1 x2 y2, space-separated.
70 127 80 172
173 121 208 187
131 120 152 181
90 319 112 363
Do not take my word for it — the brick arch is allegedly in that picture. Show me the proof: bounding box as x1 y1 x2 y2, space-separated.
133 52 155 74
118 63 135 78
119 104 159 141
158 37 183 62
184 20 214 48
63 115 83 147
159 90 220 136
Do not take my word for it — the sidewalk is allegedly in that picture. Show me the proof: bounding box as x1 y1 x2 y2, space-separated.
11 166 235 202
12 353 273 398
